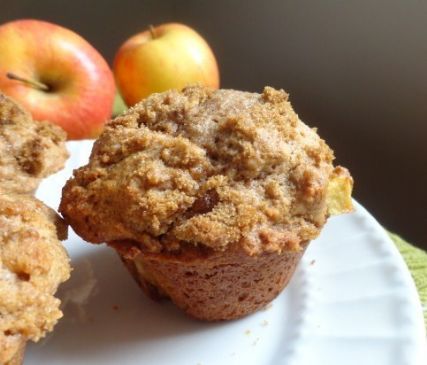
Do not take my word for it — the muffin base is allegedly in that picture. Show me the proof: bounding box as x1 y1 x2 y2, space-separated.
111 241 306 321
5 337 26 365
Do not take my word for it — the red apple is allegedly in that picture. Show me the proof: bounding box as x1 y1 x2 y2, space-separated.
114 23 219 106
0 19 115 140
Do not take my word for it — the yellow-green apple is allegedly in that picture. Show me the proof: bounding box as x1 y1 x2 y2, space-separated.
114 23 219 106
0 19 115 140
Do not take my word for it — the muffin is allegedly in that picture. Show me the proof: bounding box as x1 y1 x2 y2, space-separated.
0 193 71 365
0 92 68 194
60 86 352 320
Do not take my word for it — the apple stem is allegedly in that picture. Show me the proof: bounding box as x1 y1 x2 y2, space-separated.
149 25 157 39
6 72 50 92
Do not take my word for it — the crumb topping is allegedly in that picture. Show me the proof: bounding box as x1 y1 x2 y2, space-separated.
0 93 68 194
0 193 70 364
61 86 339 254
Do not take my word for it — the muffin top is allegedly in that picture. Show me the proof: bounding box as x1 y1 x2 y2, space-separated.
0 92 69 194
0 193 70 364
60 86 346 255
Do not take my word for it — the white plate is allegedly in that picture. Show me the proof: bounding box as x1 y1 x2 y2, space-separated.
31 141 426 365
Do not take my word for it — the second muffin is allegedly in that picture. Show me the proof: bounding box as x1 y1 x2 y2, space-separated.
0 193 70 364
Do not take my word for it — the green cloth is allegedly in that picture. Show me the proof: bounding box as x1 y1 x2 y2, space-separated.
389 232 427 331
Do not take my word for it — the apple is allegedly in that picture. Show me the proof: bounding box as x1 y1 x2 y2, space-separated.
0 19 115 140
114 23 219 106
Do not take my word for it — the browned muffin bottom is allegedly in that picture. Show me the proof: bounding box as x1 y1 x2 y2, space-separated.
112 240 306 320
0 193 71 364
60 86 351 320
0 93 68 194
4 336 26 365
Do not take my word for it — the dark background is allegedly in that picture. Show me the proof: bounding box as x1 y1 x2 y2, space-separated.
1 0 426 249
